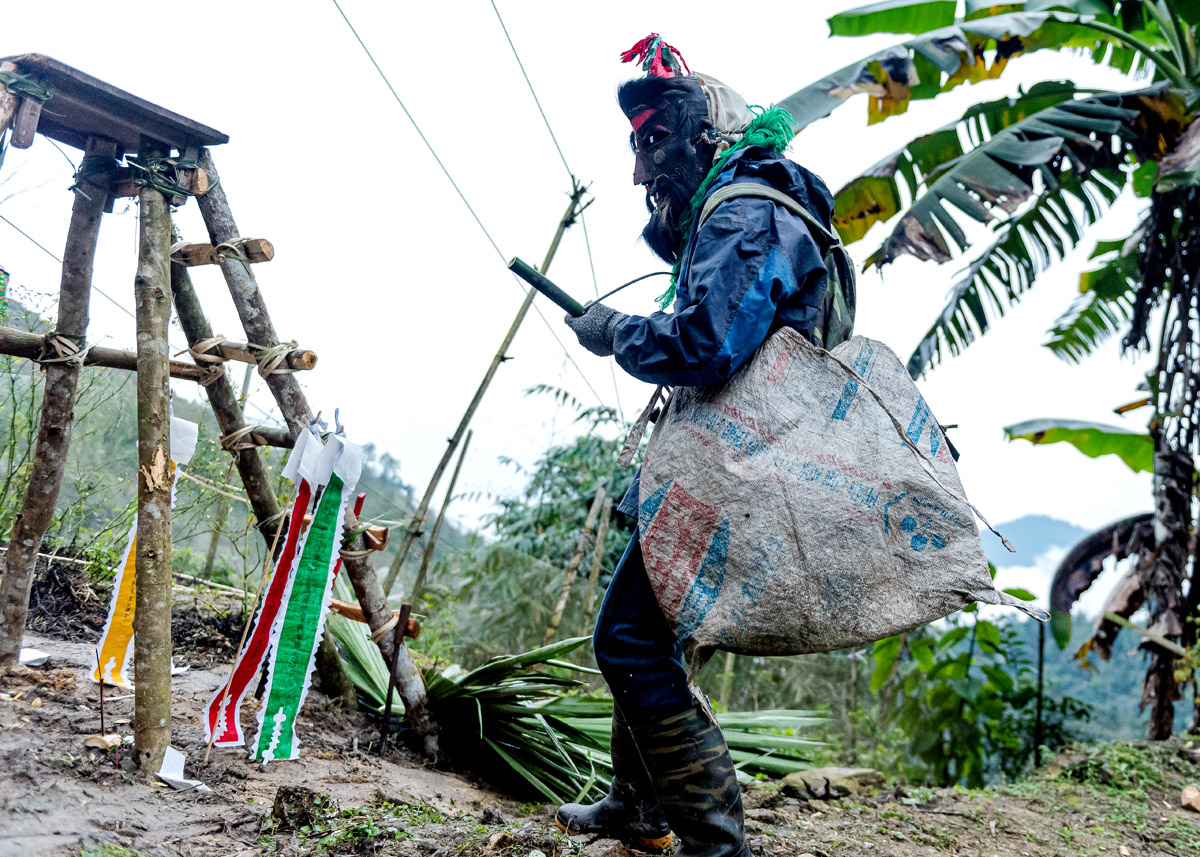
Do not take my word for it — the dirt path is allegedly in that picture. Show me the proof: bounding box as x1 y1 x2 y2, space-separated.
0 634 501 856
2 632 1199 857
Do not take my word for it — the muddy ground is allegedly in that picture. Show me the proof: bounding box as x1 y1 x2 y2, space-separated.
2 564 1200 857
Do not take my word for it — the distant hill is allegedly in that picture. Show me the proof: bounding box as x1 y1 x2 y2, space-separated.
984 513 1091 568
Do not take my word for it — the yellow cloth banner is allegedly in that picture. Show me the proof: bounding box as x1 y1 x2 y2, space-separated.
92 417 197 687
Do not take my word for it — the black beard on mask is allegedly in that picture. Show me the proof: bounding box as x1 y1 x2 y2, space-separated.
641 138 712 265
618 75 718 267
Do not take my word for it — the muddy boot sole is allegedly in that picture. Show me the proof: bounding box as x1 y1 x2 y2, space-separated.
554 812 674 850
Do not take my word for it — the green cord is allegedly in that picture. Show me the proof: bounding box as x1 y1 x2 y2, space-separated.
0 70 52 104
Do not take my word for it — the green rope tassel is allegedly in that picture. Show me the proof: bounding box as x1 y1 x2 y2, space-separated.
655 105 795 309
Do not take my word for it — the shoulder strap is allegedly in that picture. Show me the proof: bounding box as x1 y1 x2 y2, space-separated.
696 183 842 248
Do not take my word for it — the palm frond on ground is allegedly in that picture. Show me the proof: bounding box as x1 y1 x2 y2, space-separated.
328 605 825 803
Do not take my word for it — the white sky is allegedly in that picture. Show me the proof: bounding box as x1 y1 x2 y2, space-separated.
0 2 1156 599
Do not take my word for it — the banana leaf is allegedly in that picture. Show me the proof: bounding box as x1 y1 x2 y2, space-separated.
1003 417 1153 472
780 10 1134 132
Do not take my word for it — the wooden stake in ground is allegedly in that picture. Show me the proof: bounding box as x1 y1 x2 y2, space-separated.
0 136 117 670
132 142 174 773
579 496 613 635
545 486 606 646
340 510 437 757
382 179 591 595
409 430 472 604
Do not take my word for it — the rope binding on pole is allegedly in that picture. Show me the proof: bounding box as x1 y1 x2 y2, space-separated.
0 70 52 103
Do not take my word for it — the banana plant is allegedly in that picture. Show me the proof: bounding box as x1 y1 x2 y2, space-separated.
778 0 1198 375
786 1 1200 738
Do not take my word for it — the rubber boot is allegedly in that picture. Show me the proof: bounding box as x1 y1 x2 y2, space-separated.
556 706 673 849
630 703 751 857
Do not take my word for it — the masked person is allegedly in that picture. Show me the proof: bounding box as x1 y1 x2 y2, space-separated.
557 35 855 857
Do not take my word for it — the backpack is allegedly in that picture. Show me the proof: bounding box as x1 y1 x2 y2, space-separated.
697 183 857 350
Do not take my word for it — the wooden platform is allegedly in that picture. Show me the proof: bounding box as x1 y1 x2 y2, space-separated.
0 53 227 154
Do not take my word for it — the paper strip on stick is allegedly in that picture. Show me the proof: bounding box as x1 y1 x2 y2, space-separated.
204 430 327 747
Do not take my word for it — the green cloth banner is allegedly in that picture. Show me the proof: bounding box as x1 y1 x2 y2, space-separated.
254 436 362 762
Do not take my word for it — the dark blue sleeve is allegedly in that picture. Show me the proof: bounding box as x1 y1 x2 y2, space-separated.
611 196 827 387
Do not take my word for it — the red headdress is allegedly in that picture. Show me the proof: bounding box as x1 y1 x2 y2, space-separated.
620 33 691 78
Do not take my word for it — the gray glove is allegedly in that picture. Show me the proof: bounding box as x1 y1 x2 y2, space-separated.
564 303 628 357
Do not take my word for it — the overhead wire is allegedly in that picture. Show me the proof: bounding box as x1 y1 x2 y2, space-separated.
489 0 629 420
0 210 279 424
1 211 136 323
580 211 625 424
489 0 572 182
328 0 608 407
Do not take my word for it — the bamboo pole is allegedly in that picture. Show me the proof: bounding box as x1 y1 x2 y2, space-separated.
383 179 590 594
194 149 313 438
579 496 613 635
0 136 116 671
409 430 472 604
341 509 438 757
132 142 174 774
545 486 606 646
0 324 206 381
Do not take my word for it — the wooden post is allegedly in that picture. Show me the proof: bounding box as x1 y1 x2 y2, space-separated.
194 149 313 438
0 324 207 381
0 136 116 670
341 510 438 758
383 179 590 594
545 486 606 646
718 651 736 710
579 496 613 635
409 430 472 604
132 141 174 774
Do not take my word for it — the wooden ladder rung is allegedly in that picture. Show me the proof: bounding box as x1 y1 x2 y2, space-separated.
170 238 274 267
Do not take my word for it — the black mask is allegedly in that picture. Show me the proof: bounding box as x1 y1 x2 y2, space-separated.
640 139 711 265
619 77 717 265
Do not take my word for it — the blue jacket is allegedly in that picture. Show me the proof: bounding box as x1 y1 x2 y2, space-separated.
612 147 836 388
615 148 842 518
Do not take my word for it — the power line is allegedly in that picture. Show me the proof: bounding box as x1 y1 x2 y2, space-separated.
489 0 573 182
328 0 608 407
580 210 625 423
329 0 505 263
488 1 624 414
1 211 135 322
0 210 282 425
